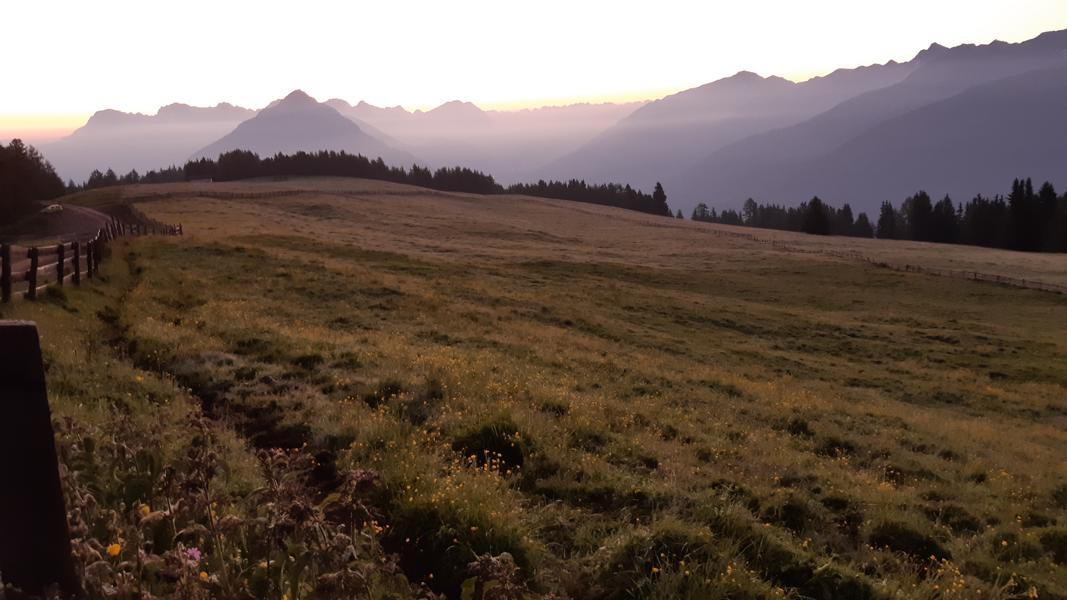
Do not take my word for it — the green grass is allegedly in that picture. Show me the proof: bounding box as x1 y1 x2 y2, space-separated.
7 179 1067 599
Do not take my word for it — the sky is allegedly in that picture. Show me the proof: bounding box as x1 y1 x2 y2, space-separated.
4 0 1067 142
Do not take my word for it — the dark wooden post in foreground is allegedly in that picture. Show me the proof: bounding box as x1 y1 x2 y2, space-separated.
72 242 81 286
0 321 80 597
26 247 39 300
56 243 66 287
86 240 95 280
1 244 10 303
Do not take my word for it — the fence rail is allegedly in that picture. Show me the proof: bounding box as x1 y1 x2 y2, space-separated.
1 216 182 303
701 226 1067 296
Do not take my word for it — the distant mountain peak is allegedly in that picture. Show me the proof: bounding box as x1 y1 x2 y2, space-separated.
729 70 762 80
279 89 317 105
82 109 146 128
354 100 409 114
425 100 485 115
912 42 954 63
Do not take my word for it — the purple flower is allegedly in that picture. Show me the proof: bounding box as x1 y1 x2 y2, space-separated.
184 547 202 563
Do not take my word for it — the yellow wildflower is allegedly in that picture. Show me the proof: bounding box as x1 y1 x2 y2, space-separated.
107 543 122 557
199 571 209 582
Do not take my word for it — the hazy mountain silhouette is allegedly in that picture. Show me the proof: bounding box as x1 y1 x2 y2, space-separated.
44 103 255 181
673 29 1067 213
539 61 916 192
47 28 1067 202
327 98 641 182
194 91 413 164
698 63 1067 213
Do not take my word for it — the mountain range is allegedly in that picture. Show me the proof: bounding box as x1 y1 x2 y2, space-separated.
41 28 1067 215
192 90 413 165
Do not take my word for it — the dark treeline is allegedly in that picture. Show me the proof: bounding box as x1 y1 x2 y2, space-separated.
691 197 874 238
74 150 502 195
74 149 675 217
691 178 1067 253
876 179 1067 252
77 165 186 191
184 150 504 195
505 180 671 216
0 139 66 223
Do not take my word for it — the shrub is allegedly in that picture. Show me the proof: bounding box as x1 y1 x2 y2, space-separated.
763 494 818 535
786 416 814 437
821 496 864 541
702 505 877 600
1053 484 1067 509
386 502 531 599
538 398 569 416
1021 512 1055 528
394 377 445 425
452 416 528 470
815 436 856 457
869 521 951 561
709 479 761 512
923 504 982 535
1039 528 1067 565
568 425 609 451
594 520 716 599
991 531 1043 562
363 379 405 408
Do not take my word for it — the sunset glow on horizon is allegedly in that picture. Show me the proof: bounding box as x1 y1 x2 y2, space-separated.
4 0 1067 143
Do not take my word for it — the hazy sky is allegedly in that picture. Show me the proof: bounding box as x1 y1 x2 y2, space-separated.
4 0 1067 140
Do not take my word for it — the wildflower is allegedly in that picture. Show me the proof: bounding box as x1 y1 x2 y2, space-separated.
107 543 122 557
135 375 144 383
651 567 660 574
139 505 151 517
199 571 210 582
185 547 202 563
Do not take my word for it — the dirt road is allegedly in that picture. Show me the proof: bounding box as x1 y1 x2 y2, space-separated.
0 204 112 245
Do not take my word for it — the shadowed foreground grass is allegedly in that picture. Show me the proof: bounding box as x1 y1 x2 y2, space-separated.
5 179 1067 599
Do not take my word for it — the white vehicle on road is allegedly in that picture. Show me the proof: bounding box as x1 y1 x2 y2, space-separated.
41 204 64 214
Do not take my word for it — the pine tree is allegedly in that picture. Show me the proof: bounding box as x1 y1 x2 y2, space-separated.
876 201 897 239
853 213 874 238
652 182 669 216
802 197 830 235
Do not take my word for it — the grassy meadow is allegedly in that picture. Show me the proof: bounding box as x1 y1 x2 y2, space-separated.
5 177 1067 599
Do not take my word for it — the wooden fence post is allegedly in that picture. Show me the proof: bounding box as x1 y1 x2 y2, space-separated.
56 243 65 287
0 321 81 597
26 247 39 300
86 240 94 280
72 242 81 286
1 244 10 303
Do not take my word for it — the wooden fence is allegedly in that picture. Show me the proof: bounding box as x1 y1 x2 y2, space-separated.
702 226 1067 296
0 216 182 303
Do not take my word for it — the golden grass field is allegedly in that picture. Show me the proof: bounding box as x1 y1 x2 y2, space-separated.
6 177 1067 599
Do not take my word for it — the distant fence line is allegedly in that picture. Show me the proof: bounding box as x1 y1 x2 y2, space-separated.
702 226 1067 296
0 215 182 303
116 186 460 206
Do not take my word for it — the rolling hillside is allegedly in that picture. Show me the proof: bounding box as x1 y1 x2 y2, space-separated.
8 178 1066 599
